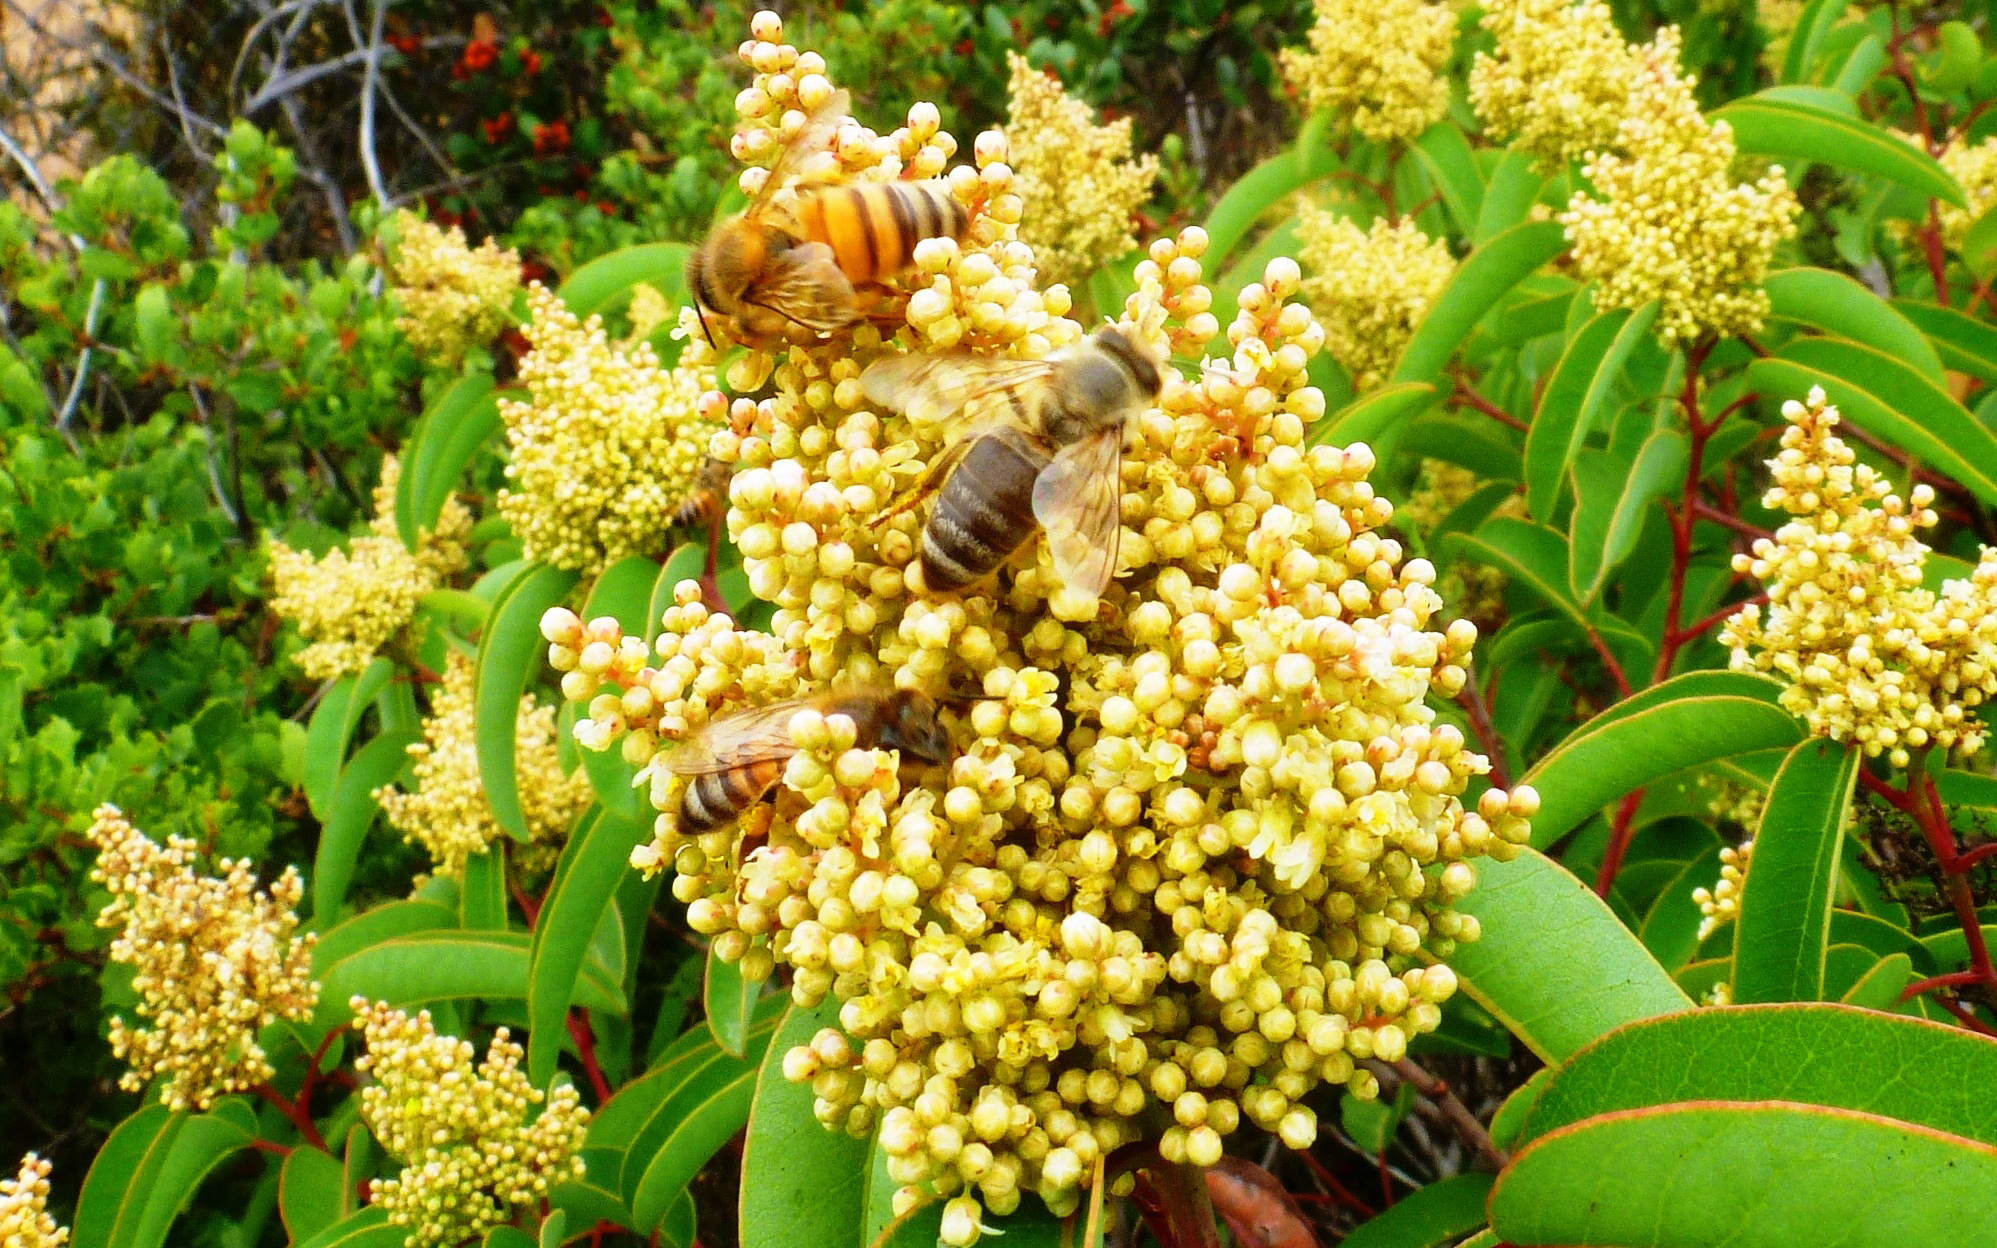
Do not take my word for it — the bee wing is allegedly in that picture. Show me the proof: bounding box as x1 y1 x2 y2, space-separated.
748 242 862 335
1032 428 1124 597
862 352 1055 429
747 88 852 216
666 698 811 777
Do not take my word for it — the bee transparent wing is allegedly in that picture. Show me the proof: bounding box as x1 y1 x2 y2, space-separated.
862 352 1054 429
751 242 862 334
1032 428 1124 597
747 88 851 217
666 698 811 777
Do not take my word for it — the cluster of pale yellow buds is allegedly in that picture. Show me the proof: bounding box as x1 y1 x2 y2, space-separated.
625 282 679 344
1722 389 1997 768
1000 52 1159 289
0 1155 67 1248
1560 28 1799 346
87 805 319 1110
1296 211 1454 391
268 456 472 681
350 999 589 1248
375 651 591 880
497 285 720 575
547 15 1534 1242
1470 0 1639 171
1693 838 1753 941
1278 0 1454 145
383 210 522 368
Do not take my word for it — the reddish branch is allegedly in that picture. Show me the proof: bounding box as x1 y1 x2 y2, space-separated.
567 1011 616 1103
1452 381 1530 432
1455 677 1512 791
252 1081 328 1151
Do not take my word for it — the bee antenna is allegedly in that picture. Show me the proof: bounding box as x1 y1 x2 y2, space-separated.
696 307 719 352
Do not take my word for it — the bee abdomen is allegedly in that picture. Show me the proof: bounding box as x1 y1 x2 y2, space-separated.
797 182 968 285
679 759 787 834
922 430 1046 592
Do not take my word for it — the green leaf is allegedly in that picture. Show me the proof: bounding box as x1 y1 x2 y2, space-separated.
1732 739 1861 1003
1889 298 1997 383
1521 671 1803 849
1308 381 1435 449
484 1229 536 1248
1338 1173 1494 1248
1713 96 1966 207
304 659 394 821
76 1106 180 1248
313 729 421 920
1492 1102 1997 1246
1474 149 1543 245
530 807 645 1086
1411 122 1484 239
460 846 508 931
131 1103 255 1248
280 1143 347 1245
1567 429 1686 606
1201 118 1342 272
1964 207 1997 281
396 374 500 550
1445 848 1691 1064
1524 303 1659 521
1444 517 1653 679
706 946 768 1060
1763 268 1945 384
1841 952 1914 1010
627 1061 759 1232
311 899 455 973
1782 0 1851 82
134 283 173 362
476 562 582 840
538 1210 569 1248
587 555 665 633
740 997 871 1248
1392 220 1566 386
1638 843 1724 971
1754 84 1858 115
295 1207 406 1248
559 242 692 317
323 930 623 1015
1749 338 1997 505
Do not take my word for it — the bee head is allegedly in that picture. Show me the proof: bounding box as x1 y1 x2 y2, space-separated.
881 690 952 764
1092 326 1164 400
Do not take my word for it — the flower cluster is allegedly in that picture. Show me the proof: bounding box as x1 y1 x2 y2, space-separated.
87 805 320 1110
1559 29 1799 346
1296 210 1454 391
1693 837 1752 941
497 285 721 575
1470 0 1639 171
1931 136 1997 254
375 651 591 880
384 210 523 367
1722 388 1997 768
269 457 472 681
1279 0 1455 145
0 1155 67 1248
545 16 1536 1240
351 998 589 1248
1001 53 1159 289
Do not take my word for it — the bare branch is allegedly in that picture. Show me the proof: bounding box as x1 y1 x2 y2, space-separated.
2 0 228 142
354 0 390 207
241 33 460 115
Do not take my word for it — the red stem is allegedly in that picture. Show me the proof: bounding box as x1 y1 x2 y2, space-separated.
1452 382 1529 432
1689 500 1772 542
1900 969 1985 1001
1858 766 1997 1018
567 1011 615 1104
512 880 543 928
1651 343 1718 685
252 1082 328 1151
1455 679 1513 790
1668 593 1767 649
1594 790 1646 898
248 1137 292 1157
1377 1151 1395 1209
1297 1147 1376 1217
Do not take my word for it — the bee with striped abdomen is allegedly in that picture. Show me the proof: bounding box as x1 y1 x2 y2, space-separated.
687 89 970 348
669 688 951 834
671 457 731 531
860 326 1164 598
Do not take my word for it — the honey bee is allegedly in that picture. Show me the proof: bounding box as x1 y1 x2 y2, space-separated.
861 326 1164 597
687 89 970 348
668 688 951 834
671 457 731 530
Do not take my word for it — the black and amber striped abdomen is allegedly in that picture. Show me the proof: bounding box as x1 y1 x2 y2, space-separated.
679 758 789 834
922 428 1047 592
793 182 968 284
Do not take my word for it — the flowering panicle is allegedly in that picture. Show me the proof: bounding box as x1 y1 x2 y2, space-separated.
0 1155 67 1248
1693 838 1752 941
1470 0 1640 170
351 999 589 1248
1296 211 1454 391
375 651 591 879
497 286 721 574
1722 388 1997 768
544 14 1534 1241
1560 29 1798 345
1279 0 1455 145
1001 53 1159 289
268 456 472 681
384 210 523 367
88 805 319 1110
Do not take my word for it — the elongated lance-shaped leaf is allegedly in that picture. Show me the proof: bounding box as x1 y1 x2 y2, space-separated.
475 562 582 841
529 807 646 1086
460 846 508 930
131 1102 256 1248
313 728 421 921
303 659 394 821
1444 517 1654 679
739 998 873 1248
1524 303 1658 521
1763 268 1944 382
1890 297 1997 382
1308 381 1435 450
1200 109 1342 272
1410 122 1484 238
322 929 624 1015
1337 1173 1493 1248
396 373 501 550
1840 952 1914 1010
1782 0 1852 82
295 1208 406 1248
558 242 692 317
1392 220 1567 386
1732 739 1861 1003
75 1106 182 1248
1713 95 1965 206
279 1141 346 1245
1567 428 1687 606
706 946 768 1060
1474 149 1543 245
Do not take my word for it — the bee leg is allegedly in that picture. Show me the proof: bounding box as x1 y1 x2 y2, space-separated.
699 500 730 619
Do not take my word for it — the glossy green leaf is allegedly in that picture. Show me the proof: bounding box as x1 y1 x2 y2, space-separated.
1749 338 1997 505
1713 96 1965 207
460 846 508 931
313 728 421 920
295 1207 406 1248
1830 31 1888 97
740 997 871 1248
559 241 691 317
1201 114 1342 271
1638 842 1725 971
1841 952 1913 1010
323 929 623 1015
1445 848 1691 1064
129 1102 255 1248
1524 303 1658 521
1763 268 1944 383
1964 207 1997 280
279 1142 347 1245
311 899 455 974
1339 1173 1494 1248
1568 428 1686 606
1889 297 1997 383
1445 517 1653 679
627 1062 758 1232
304 659 394 821
1309 381 1435 449
1732 739 1861 1003
706 946 767 1060
1393 220 1566 386
530 807 644 1086
483 1229 535 1248
1493 1102 1997 1246
475 562 581 840
1411 122 1484 238
76 1106 180 1248
551 1176 630 1237
1754 84 1858 115
1521 671 1803 849
1474 149 1543 245
1782 0 1851 82
396 374 502 550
